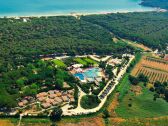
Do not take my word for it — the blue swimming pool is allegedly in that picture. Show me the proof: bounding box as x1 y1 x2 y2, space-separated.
74 73 85 80
74 68 99 81
84 68 99 78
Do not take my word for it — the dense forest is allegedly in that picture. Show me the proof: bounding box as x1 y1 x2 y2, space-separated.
0 16 134 73
141 0 168 9
82 12 168 50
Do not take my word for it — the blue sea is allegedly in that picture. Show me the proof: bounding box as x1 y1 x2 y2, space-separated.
0 0 154 16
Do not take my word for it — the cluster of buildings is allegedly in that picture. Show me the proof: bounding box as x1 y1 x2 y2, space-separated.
36 89 75 109
18 96 35 107
107 58 122 66
18 89 75 109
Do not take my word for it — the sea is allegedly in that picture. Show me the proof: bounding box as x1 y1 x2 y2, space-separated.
0 0 154 17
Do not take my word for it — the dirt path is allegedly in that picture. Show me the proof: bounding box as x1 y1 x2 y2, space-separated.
107 93 119 117
0 120 15 126
121 39 152 52
58 117 105 126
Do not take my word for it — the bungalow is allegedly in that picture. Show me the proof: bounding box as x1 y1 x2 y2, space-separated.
22 100 28 105
54 97 63 103
48 90 55 94
36 92 47 98
70 97 75 102
67 90 74 95
62 96 69 102
18 102 24 107
37 97 46 102
45 99 54 104
164 54 168 61
49 94 56 99
52 101 59 106
56 92 62 97
41 103 51 109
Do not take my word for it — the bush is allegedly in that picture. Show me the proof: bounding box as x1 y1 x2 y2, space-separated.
80 95 101 109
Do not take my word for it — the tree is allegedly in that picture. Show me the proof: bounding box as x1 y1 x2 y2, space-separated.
103 109 110 118
99 61 106 69
165 89 168 102
55 79 63 89
129 75 139 85
153 93 159 101
50 107 63 123
138 74 148 83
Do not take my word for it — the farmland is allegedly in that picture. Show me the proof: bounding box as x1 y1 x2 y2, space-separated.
131 56 168 83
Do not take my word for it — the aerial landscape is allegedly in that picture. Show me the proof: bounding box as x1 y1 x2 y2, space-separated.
0 0 168 126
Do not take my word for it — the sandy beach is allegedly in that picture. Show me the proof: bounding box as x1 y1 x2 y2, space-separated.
0 8 159 19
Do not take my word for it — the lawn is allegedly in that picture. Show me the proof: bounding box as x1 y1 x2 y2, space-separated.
52 59 67 68
115 84 168 118
83 57 98 65
74 57 98 66
74 58 87 65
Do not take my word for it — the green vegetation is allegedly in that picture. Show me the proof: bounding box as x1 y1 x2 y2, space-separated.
117 73 131 102
52 59 67 68
50 107 63 124
0 16 135 76
82 12 168 50
80 95 101 109
74 58 87 66
116 84 168 118
0 59 78 108
74 57 98 66
141 0 168 10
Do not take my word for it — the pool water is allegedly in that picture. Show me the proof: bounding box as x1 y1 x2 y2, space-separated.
74 73 85 80
74 68 99 81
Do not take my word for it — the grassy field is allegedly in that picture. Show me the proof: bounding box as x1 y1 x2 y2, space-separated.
115 83 168 118
74 57 98 66
52 59 67 68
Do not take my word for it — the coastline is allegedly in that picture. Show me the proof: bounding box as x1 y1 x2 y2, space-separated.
0 8 159 19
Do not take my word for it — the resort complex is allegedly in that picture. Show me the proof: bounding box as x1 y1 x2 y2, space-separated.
1 54 134 117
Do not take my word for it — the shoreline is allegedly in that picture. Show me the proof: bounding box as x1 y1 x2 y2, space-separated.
0 8 162 19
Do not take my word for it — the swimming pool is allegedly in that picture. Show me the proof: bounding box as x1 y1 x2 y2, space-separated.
74 73 85 80
74 68 100 81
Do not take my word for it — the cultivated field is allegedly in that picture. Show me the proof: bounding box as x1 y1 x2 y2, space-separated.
132 56 168 83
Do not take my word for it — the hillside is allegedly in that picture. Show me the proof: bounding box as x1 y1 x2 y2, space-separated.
82 12 168 51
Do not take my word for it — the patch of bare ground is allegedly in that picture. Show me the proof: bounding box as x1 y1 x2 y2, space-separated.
131 85 142 96
58 117 105 126
108 118 125 126
0 120 15 126
107 93 119 117
121 39 152 52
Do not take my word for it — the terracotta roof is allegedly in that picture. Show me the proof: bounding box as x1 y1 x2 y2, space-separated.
45 99 54 104
41 103 51 109
48 90 55 94
36 92 47 98
62 96 69 102
49 94 57 99
54 97 63 103
18 102 24 107
70 97 75 102
37 97 46 102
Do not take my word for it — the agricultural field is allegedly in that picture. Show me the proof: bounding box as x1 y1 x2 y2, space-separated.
131 56 168 83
